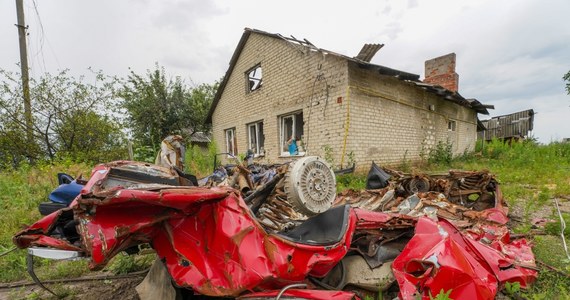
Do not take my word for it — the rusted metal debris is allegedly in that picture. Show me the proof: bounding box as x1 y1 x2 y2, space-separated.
205 158 337 232
211 163 539 299
215 164 506 233
335 168 504 226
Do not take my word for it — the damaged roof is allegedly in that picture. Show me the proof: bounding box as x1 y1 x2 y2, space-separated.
206 28 493 123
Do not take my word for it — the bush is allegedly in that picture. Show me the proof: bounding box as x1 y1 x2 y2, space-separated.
428 140 453 165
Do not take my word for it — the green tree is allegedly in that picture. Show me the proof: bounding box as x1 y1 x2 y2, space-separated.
0 68 125 168
119 64 218 147
56 110 127 163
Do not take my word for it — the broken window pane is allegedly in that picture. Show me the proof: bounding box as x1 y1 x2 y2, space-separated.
247 121 264 156
279 112 304 156
225 128 237 156
246 65 263 92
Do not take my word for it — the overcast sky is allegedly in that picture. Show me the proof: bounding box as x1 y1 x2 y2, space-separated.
1 0 569 143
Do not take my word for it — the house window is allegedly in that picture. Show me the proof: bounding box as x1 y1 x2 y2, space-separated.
279 112 304 156
246 64 262 92
247 121 265 156
225 128 237 156
448 120 457 132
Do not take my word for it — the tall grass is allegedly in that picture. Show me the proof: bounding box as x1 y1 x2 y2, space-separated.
184 141 218 178
452 139 570 199
0 161 91 282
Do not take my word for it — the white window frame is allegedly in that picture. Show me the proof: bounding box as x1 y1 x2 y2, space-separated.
247 121 264 157
225 128 237 157
279 112 305 157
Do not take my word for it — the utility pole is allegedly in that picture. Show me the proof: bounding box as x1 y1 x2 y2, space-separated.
15 0 34 151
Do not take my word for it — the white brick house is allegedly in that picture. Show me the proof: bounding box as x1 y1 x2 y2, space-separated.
206 28 492 170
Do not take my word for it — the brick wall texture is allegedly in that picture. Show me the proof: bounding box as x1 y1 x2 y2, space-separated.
211 33 478 170
424 53 459 92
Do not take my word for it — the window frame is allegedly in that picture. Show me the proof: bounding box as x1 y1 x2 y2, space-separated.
225 128 237 157
448 120 457 132
247 121 265 157
245 64 263 93
279 111 305 157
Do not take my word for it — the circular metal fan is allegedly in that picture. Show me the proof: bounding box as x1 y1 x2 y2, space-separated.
284 156 337 215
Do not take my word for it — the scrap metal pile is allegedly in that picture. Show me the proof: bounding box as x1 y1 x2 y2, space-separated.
203 156 337 232
212 160 538 298
215 160 510 232
13 158 537 299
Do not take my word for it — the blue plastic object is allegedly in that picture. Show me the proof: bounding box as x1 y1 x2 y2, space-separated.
48 181 83 205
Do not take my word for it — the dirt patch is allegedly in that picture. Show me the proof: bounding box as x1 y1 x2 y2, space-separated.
78 276 141 300
507 197 558 230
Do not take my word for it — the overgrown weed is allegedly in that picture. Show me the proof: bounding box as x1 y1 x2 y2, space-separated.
0 161 90 282
336 173 366 192
185 141 218 178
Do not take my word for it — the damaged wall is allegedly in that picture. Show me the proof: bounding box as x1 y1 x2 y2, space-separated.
344 65 477 167
211 30 479 168
211 32 349 163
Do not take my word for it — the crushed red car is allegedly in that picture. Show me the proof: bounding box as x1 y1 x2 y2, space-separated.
13 159 537 299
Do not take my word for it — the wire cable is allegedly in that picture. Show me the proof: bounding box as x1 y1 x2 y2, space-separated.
554 198 570 260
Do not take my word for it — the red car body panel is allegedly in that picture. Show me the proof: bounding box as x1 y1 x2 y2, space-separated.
392 217 537 300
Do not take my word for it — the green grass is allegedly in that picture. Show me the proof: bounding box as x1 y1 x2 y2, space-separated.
184 142 219 178
105 252 156 275
0 162 91 282
336 173 367 192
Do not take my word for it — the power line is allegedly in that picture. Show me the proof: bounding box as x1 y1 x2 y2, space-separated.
25 0 61 75
31 0 47 74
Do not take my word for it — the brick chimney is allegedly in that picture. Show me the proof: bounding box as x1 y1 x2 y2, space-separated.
424 53 458 92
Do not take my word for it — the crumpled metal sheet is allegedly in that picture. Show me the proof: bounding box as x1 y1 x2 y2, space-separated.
15 163 358 297
339 169 497 204
336 167 537 298
12 208 82 252
392 217 537 300
205 163 309 232
13 161 538 299
335 169 509 227
149 192 356 297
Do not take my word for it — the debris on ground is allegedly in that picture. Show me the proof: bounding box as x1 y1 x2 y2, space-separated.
12 159 538 299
